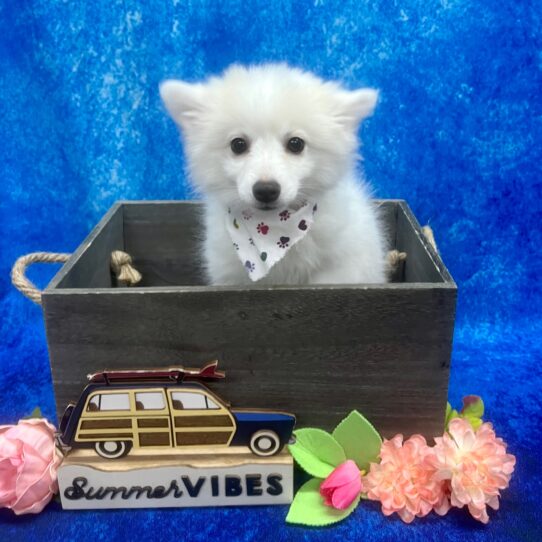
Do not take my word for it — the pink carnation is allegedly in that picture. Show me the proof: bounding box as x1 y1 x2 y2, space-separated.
0 418 63 515
430 418 516 524
363 434 449 523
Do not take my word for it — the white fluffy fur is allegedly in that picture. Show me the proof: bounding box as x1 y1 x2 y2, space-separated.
160 64 388 285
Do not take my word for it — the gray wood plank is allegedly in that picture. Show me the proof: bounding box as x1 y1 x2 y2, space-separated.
48 200 454 290
121 200 399 287
48 203 124 289
396 202 455 284
122 201 204 286
43 285 456 437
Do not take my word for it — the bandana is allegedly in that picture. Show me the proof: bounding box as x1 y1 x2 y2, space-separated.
226 201 318 281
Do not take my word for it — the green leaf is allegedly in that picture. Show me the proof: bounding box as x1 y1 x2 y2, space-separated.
444 403 459 429
288 428 346 478
445 396 484 431
285 478 359 526
466 416 483 430
461 395 484 418
460 395 484 430
23 406 43 420
331 410 382 471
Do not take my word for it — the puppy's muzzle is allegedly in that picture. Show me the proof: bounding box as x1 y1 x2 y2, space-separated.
252 180 281 204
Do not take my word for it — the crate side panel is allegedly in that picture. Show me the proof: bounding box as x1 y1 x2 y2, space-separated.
44 287 455 437
396 204 445 283
123 202 205 286
53 205 124 289
122 200 399 287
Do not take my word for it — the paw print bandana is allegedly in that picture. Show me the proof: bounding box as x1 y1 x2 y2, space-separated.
226 202 318 281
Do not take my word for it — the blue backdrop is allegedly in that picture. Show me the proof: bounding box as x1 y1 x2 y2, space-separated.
1 1 541 540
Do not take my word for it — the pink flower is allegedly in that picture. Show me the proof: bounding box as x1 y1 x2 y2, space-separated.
0 418 63 515
363 434 449 523
320 460 362 510
430 418 516 524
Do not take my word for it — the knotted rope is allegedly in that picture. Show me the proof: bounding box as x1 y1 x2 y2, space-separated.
387 249 407 273
12 226 436 301
386 225 438 280
422 225 438 252
110 250 142 287
11 250 142 304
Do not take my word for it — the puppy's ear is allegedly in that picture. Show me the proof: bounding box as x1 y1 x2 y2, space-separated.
159 80 206 130
335 88 379 128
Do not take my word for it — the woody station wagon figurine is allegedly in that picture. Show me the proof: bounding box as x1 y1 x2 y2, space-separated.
58 361 296 459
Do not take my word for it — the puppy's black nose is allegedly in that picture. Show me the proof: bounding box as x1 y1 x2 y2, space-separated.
252 180 281 204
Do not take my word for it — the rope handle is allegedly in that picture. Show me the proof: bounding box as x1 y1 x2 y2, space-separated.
11 250 143 305
11 252 71 305
11 228 434 303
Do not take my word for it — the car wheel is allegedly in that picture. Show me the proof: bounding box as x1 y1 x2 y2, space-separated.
95 440 131 459
249 430 281 456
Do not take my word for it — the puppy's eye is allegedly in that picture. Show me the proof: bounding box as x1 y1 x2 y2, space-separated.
231 137 248 155
286 137 305 154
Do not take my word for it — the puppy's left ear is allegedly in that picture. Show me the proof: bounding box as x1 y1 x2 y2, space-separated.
336 88 379 128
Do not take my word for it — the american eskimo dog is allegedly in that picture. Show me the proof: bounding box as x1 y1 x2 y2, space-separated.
160 64 387 285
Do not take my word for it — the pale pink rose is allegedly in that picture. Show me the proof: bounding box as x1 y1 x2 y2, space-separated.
430 417 516 524
363 434 450 523
320 460 362 510
0 418 63 515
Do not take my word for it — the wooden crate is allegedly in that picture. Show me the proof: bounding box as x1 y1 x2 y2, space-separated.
42 200 456 437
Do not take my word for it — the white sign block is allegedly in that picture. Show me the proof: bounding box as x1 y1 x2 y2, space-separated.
58 448 293 510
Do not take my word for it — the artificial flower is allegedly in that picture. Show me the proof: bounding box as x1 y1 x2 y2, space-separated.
320 459 362 510
430 417 516 524
363 434 449 523
0 418 63 515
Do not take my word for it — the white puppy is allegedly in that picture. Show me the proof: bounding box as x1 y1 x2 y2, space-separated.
160 64 388 285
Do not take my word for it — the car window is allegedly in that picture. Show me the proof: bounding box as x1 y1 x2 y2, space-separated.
206 396 220 409
171 391 220 410
87 393 130 412
135 391 165 411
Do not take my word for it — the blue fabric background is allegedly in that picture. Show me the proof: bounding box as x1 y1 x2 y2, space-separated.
1 1 541 540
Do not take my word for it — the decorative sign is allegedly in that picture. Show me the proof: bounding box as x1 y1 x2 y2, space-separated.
58 449 293 510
